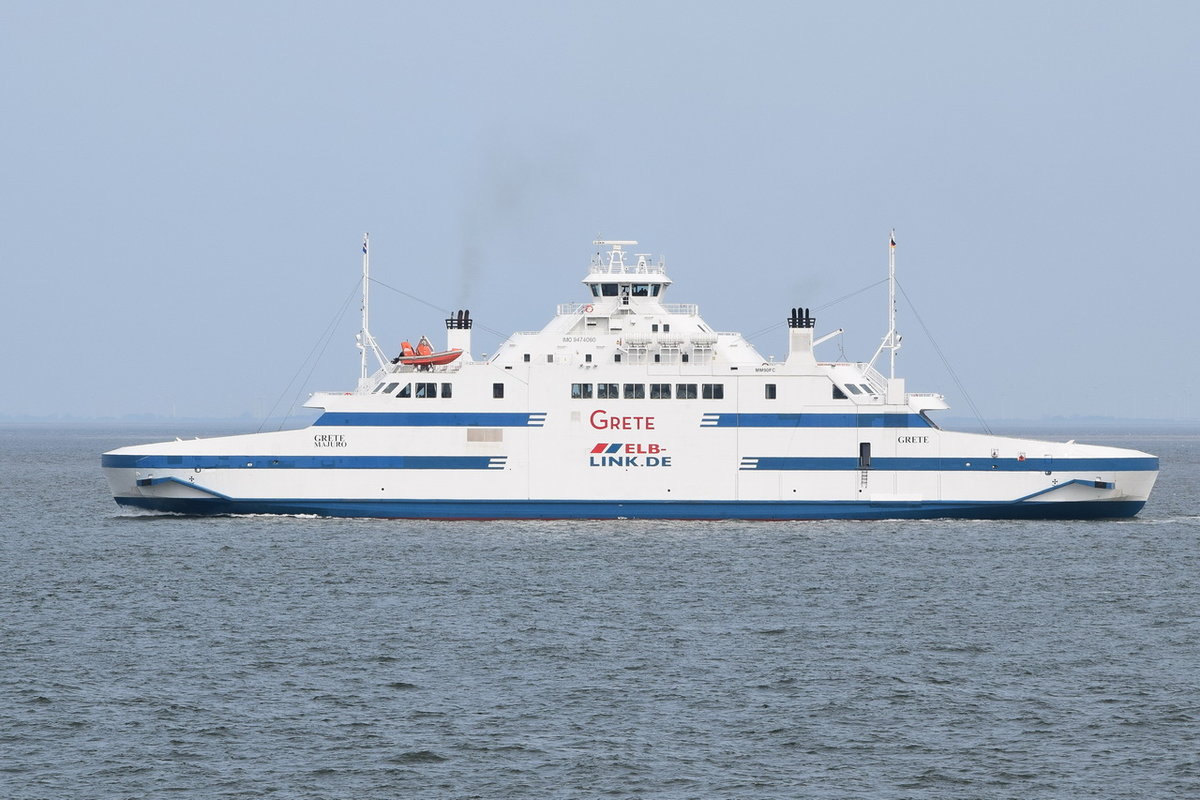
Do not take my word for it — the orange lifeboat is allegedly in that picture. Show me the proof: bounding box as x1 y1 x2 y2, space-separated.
392 336 463 367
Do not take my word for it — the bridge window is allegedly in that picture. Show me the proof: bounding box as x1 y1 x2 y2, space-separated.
632 284 650 297
702 383 724 400
597 383 618 399
623 383 645 399
571 383 594 399
676 383 698 399
650 383 671 399
601 284 619 297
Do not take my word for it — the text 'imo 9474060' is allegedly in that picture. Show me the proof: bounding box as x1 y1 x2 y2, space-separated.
102 235 1158 519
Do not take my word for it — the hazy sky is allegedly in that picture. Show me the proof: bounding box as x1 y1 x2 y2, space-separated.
3 1 1197 422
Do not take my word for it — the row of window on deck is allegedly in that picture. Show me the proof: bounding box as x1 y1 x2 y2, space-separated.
373 381 730 400
572 383 727 400
373 381 862 401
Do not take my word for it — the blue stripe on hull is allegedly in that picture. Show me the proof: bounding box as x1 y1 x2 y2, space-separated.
313 412 545 427
701 412 932 428
113 496 1146 521
743 456 1160 472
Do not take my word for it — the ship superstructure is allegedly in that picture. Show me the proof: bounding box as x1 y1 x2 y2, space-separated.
102 237 1158 519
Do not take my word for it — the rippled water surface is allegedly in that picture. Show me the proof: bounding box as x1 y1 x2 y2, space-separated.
3 424 1199 798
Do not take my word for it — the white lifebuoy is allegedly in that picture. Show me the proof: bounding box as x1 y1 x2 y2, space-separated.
583 304 594 313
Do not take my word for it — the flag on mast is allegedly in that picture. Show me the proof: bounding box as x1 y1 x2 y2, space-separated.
890 231 896 248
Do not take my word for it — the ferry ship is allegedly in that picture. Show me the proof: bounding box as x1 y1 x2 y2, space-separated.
102 236 1158 519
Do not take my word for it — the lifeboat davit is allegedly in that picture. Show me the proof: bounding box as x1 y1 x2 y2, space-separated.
392 336 463 367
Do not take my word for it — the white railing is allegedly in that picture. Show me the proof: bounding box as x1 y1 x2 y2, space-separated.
859 362 888 391
663 303 698 315
588 262 667 275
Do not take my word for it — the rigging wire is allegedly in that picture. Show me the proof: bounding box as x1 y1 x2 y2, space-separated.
895 279 993 435
369 277 511 340
257 278 361 433
743 278 889 341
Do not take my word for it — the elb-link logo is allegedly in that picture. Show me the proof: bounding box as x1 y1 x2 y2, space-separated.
589 443 671 468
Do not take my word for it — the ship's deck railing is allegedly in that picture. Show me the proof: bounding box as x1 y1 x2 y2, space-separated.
588 262 667 275
555 302 698 316
859 363 889 394
662 303 698 315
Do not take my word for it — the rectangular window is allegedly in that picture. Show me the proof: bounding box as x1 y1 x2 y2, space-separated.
547 354 554 363
650 383 671 399
681 352 689 363
765 384 777 400
571 383 594 399
598 383 618 399
383 382 398 394
663 323 670 332
441 383 452 399
846 384 862 395
493 383 504 399
415 382 436 398
859 442 872 469
585 354 592 363
601 284 619 297
523 353 530 362
702 383 724 400
676 383 697 399
623 383 645 399
651 324 659 332
397 383 412 398
614 353 622 363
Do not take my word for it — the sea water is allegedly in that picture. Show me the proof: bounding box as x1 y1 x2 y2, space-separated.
2 423 1198 799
